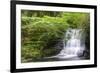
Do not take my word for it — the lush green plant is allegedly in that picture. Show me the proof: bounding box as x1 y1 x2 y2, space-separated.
21 10 90 62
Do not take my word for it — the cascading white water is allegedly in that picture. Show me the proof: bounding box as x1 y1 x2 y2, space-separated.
57 29 85 59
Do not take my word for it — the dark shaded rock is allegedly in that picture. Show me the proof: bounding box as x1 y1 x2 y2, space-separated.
53 40 64 54
78 49 90 59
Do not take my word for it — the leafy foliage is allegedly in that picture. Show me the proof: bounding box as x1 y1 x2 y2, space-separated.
21 10 90 62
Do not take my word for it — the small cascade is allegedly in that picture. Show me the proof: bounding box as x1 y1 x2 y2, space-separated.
57 29 85 59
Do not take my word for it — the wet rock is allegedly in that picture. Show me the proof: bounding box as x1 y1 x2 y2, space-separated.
53 40 64 54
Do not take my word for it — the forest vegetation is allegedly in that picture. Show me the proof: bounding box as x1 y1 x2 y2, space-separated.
21 10 90 62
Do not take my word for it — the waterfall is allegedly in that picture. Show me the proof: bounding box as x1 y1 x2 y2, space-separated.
57 29 85 59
